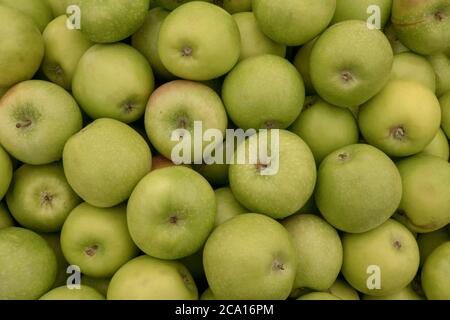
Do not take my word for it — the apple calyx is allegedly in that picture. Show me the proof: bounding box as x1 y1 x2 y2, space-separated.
169 215 180 225
15 119 32 129
177 116 189 129
121 101 135 114
256 162 268 171
393 240 402 249
40 192 54 206
263 120 279 129
341 71 354 83
272 260 286 272
84 245 99 257
338 152 351 162
390 125 406 141
435 11 445 22
181 47 193 57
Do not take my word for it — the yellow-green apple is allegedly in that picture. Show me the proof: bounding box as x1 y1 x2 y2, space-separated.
421 242 450 300
391 52 436 92
326 278 360 300
419 128 449 160
293 38 317 95
428 53 450 97
417 228 450 266
214 187 247 227
0 0 53 32
0 145 12 200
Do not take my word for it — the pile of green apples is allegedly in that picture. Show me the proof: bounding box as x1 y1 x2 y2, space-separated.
0 0 449 301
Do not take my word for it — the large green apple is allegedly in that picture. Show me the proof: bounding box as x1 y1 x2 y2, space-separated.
214 187 247 227
440 92 450 138
391 52 436 93
417 228 450 266
421 242 450 300
61 203 139 278
359 80 441 157
41 15 94 90
204 214 297 300
0 80 82 165
332 0 392 28
222 55 304 130
0 145 12 200
40 285 105 300
0 0 53 32
394 155 450 233
158 1 240 80
342 219 420 296
132 8 174 80
392 0 450 55
253 0 336 46
289 96 359 164
63 118 151 208
229 130 316 219
293 38 317 95
420 128 449 160
72 44 154 123
66 0 149 43
315 144 402 233
282 214 342 291
232 12 286 62
128 166 215 260
310 20 393 108
145 80 227 162
6 163 81 232
0 5 44 88
107 255 198 300
0 227 57 300
0 202 14 229
362 285 423 300
428 53 450 97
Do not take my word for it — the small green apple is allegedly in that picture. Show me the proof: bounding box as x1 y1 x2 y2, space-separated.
158 1 240 80
0 0 53 32
40 285 105 300
326 278 360 300
417 228 450 266
297 292 341 300
0 5 44 88
359 80 441 157
362 285 423 300
0 202 14 229
214 187 247 227
0 144 12 200
428 53 450 97
229 130 316 219
289 96 359 164
253 0 336 46
419 128 449 161
204 214 297 300
282 214 343 291
232 12 286 62
310 20 393 108
422 241 450 300
0 227 57 300
107 255 198 300
6 163 81 232
316 144 402 233
41 15 94 90
128 166 216 260
61 203 139 278
293 38 317 95
66 0 150 43
0 80 82 165
39 232 69 288
63 118 151 208
391 52 436 93
342 219 420 296
332 0 392 28
222 54 305 130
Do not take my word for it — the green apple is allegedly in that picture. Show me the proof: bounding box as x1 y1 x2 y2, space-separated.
204 213 297 300
0 202 14 229
107 255 198 300
66 0 149 43
293 38 317 95
6 163 81 232
297 292 341 300
362 285 423 300
40 285 105 300
0 227 57 300
39 232 69 288
132 8 174 80
342 219 419 296
0 5 44 88
419 128 449 160
158 1 240 80
332 0 392 28
422 241 450 300
229 130 316 219
61 203 139 278
155 0 213 10
391 52 436 93
359 80 441 157
316 144 402 233
326 278 360 300
0 80 82 165
392 0 450 55
289 96 359 164
282 214 342 291
214 187 247 227
0 0 53 32
428 53 450 97
45 0 67 16
0 144 12 200
220 0 252 14
81 276 111 297
440 92 450 138
232 12 286 62
222 54 304 130
310 20 393 108
145 80 227 162
394 155 450 233
72 44 154 123
417 228 450 266
128 166 215 259
200 288 216 300
63 118 151 208
41 15 94 90
384 23 410 54
253 0 336 46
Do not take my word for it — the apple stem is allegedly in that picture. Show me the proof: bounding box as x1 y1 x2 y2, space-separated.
15 119 32 129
